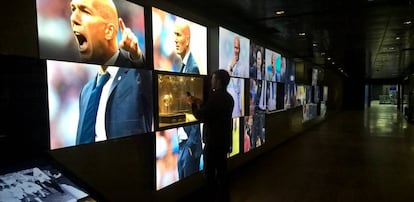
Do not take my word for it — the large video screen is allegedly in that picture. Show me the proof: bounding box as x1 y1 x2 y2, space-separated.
266 82 277 111
249 43 265 80
157 74 204 128
37 0 147 69
245 79 266 152
296 85 306 106
243 115 265 153
323 86 328 101
47 60 153 149
311 68 318 86
285 58 295 84
219 27 250 78
306 85 313 104
248 79 266 115
0 165 93 201
227 78 245 118
156 123 203 190
285 84 297 109
229 118 241 157
264 49 282 82
314 86 320 103
152 7 207 75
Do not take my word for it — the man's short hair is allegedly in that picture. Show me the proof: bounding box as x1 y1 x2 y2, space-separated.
214 69 231 87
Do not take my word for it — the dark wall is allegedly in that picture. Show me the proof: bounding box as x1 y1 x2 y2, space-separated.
0 54 49 166
0 0 38 57
371 85 383 100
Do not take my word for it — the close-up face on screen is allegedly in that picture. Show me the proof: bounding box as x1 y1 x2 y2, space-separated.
47 59 153 149
249 43 265 80
152 7 207 75
37 0 146 68
219 27 250 78
264 49 282 82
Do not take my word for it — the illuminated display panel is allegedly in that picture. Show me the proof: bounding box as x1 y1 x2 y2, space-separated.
219 27 250 78
156 123 203 190
264 49 282 82
266 81 277 111
227 78 245 118
37 0 147 69
157 74 204 128
249 42 265 80
47 60 153 149
152 7 207 75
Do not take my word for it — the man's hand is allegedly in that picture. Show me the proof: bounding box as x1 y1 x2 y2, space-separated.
119 18 142 60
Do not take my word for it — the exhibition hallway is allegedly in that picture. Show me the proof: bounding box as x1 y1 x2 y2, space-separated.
181 104 414 202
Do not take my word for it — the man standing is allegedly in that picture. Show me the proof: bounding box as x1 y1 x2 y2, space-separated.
70 0 152 145
191 70 234 202
174 19 200 74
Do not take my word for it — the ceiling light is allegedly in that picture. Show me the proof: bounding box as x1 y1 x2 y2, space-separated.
395 36 401 40
321 52 326 56
340 69 344 72
275 10 285 15
298 32 306 36
313 43 318 47
332 62 335 65
403 20 412 25
327 57 331 61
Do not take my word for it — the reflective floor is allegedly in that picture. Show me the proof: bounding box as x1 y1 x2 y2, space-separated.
181 104 414 202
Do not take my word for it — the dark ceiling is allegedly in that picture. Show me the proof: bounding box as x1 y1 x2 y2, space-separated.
164 0 414 80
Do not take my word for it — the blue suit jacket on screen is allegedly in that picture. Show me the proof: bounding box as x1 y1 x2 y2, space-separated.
183 53 200 74
76 51 152 145
183 124 203 159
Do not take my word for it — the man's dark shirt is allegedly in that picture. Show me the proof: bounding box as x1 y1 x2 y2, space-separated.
192 88 234 151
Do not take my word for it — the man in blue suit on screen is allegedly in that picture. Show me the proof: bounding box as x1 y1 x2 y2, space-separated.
173 18 202 178
174 18 200 74
70 0 152 144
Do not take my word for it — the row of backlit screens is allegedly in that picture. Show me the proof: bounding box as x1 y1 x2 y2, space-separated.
37 0 295 82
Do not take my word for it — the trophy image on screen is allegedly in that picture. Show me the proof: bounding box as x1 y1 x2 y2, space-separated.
162 93 173 113
158 74 204 127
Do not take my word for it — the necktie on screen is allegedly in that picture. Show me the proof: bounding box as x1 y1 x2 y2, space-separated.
180 63 186 73
78 72 110 144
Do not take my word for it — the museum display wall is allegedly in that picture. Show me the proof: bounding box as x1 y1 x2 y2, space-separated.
0 0 344 201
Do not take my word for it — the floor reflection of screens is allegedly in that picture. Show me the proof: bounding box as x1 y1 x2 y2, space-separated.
0 166 93 202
